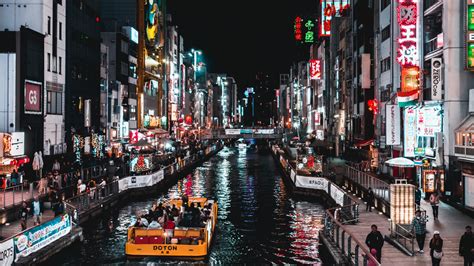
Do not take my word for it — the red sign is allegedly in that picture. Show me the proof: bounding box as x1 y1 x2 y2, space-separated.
320 0 350 37
24 81 42 114
185 115 193 125
309 59 321 80
294 17 303 41
397 0 418 67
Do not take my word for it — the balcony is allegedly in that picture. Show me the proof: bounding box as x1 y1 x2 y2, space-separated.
424 0 443 17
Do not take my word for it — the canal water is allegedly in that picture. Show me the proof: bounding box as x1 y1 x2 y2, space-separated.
46 147 326 265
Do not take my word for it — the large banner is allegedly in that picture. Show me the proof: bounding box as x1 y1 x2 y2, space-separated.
14 214 71 261
295 176 329 192
118 170 165 192
225 129 241 135
0 239 14 266
330 184 345 206
386 104 401 145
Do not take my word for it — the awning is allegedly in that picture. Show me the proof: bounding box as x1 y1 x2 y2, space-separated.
455 115 474 133
385 157 415 168
354 139 374 147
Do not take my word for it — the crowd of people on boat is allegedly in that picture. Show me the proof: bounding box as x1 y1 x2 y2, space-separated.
133 195 213 230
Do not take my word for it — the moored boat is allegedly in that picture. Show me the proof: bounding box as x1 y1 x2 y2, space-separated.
125 197 218 259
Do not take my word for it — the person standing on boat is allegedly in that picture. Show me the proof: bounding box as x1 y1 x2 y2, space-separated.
164 215 175 242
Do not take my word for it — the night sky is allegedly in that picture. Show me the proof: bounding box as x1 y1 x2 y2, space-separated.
168 0 317 89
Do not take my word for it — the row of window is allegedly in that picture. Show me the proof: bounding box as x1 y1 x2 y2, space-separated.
380 57 390 73
47 16 63 40
47 54 62 74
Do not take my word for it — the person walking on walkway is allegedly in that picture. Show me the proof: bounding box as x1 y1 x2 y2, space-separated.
366 187 375 212
430 191 440 220
415 186 422 209
19 201 29 231
365 224 384 263
460 225 474 266
52 159 61 172
411 210 427 253
430 231 444 266
32 196 42 226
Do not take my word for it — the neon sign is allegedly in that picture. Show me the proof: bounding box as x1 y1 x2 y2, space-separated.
320 0 350 37
396 0 418 67
294 17 303 41
466 0 474 70
309 59 321 80
294 17 317 43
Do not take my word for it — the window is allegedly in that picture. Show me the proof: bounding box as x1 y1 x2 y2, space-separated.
121 62 128 76
47 53 51 71
52 55 57 73
59 22 62 40
381 25 390 42
381 57 391 73
47 91 63 114
129 63 137 79
381 0 390 11
47 16 51 35
59 57 62 74
121 40 128 54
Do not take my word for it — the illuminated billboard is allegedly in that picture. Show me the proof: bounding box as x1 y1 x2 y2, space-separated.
320 0 350 37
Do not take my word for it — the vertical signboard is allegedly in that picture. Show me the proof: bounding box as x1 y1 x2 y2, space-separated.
431 58 443 100
309 59 321 80
84 99 91 128
467 0 474 70
361 54 371 89
386 104 401 145
404 108 417 157
320 0 350 37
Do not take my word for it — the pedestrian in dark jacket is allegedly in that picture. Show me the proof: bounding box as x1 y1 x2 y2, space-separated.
365 224 384 263
366 187 375 212
460 225 474 266
430 231 443 266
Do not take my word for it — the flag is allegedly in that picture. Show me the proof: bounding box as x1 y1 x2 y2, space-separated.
397 90 418 107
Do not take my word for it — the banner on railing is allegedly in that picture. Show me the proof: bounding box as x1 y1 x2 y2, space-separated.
225 129 241 135
0 238 14 266
14 214 71 261
295 175 329 192
330 184 345 206
118 169 165 192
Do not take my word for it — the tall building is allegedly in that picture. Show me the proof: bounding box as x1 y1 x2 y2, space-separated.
66 0 101 150
0 0 66 160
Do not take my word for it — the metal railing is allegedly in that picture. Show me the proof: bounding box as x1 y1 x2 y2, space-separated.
328 203 360 225
345 166 390 201
391 222 415 256
324 209 381 266
0 183 35 209
66 180 119 214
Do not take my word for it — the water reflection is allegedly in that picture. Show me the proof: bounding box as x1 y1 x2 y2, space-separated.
46 147 324 265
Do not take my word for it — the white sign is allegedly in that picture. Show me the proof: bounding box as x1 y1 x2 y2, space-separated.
118 169 165 192
416 106 442 137
290 169 296 183
386 105 401 145
10 132 25 156
225 129 241 135
330 184 345 206
431 58 442 100
255 129 274 134
0 239 14 266
316 129 324 140
404 108 417 157
295 176 329 192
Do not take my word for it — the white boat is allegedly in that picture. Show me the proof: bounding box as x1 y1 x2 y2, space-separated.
236 139 247 149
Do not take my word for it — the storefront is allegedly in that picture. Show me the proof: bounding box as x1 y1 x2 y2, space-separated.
0 132 30 185
454 114 474 210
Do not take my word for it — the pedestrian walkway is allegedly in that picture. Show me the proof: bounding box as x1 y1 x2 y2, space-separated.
0 210 54 240
329 159 472 265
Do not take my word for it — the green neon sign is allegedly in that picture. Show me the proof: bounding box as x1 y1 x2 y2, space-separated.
467 43 474 68
469 5 474 31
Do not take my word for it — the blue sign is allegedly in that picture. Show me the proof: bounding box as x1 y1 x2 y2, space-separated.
14 214 72 260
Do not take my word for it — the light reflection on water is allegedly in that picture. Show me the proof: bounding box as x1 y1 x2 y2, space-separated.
46 146 324 265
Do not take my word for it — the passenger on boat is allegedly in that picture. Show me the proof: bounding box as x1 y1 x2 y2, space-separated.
171 204 180 220
190 203 202 227
180 205 193 227
148 217 162 229
134 215 149 227
163 215 175 241
182 194 189 208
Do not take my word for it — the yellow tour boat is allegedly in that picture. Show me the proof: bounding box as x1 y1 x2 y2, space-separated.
125 197 217 259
